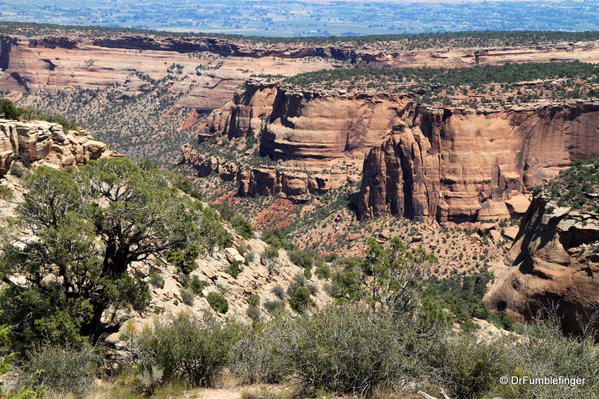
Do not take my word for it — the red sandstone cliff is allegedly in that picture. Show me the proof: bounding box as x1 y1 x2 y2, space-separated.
356 103 599 222
4 27 599 110
187 82 599 221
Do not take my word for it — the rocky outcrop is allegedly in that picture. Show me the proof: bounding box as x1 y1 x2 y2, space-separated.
485 193 599 333
0 119 114 175
207 83 279 139
91 35 360 62
0 32 337 110
236 168 331 201
355 103 599 222
180 143 339 201
0 35 16 70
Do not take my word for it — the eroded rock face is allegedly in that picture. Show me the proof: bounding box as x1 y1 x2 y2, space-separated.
355 103 599 222
206 82 409 160
485 194 599 333
0 33 337 110
0 119 113 175
5 27 599 106
236 167 330 201
180 143 337 201
202 82 599 222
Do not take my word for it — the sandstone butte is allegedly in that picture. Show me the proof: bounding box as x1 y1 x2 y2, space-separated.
182 81 599 223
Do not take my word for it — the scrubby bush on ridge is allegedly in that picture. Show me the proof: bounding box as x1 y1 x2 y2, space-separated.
207 292 229 313
133 313 242 388
22 344 99 396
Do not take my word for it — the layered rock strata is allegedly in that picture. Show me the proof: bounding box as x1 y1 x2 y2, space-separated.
356 102 599 222
4 27 599 109
180 143 345 202
194 82 599 222
0 119 113 175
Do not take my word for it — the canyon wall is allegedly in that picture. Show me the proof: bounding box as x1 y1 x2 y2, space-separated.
0 33 337 109
0 119 113 175
4 28 599 111
195 83 599 221
205 82 409 159
180 143 344 202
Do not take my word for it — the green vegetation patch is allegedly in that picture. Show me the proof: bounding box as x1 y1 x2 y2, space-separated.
285 61 599 90
283 61 599 108
543 157 599 212
0 99 79 130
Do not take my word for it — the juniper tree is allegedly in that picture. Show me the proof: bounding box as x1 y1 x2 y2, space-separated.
0 158 222 351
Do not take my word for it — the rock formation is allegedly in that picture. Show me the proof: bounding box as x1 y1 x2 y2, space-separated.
356 103 599 222
192 82 599 222
4 26 599 110
180 143 342 202
0 119 114 175
485 188 599 333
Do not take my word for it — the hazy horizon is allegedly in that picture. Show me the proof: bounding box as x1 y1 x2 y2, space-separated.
1 0 598 37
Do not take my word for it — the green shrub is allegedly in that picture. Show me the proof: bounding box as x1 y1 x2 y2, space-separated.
315 262 331 280
288 248 314 269
271 285 285 300
135 365 164 396
248 293 261 307
190 276 209 295
303 267 312 280
150 273 165 289
22 344 99 396
278 305 415 395
244 251 255 264
246 305 262 322
9 163 25 178
261 229 285 248
0 99 21 120
232 321 289 384
491 320 599 399
423 271 514 330
207 292 229 313
324 253 338 262
17 106 78 131
0 185 12 200
180 289 194 306
264 300 285 314
264 246 278 259
228 260 241 278
167 244 201 274
135 313 241 387
199 206 233 249
429 334 513 399
213 202 236 221
287 274 312 313
231 215 254 239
